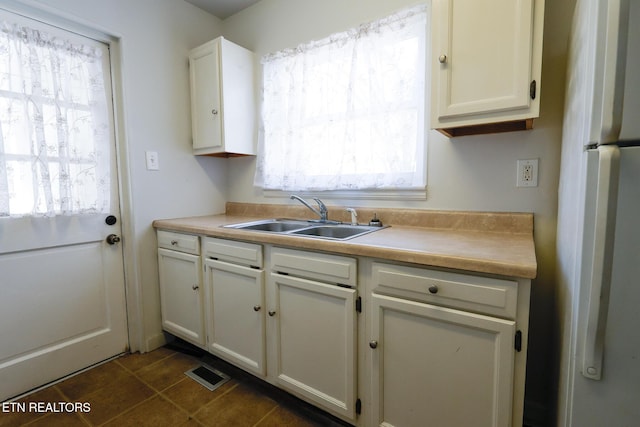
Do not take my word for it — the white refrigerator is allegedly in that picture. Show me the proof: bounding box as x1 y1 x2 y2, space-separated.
557 0 640 426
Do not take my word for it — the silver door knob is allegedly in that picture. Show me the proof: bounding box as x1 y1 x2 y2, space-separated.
106 234 121 245
438 54 447 63
369 340 378 349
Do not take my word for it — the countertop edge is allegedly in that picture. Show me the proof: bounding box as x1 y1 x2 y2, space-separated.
152 214 537 280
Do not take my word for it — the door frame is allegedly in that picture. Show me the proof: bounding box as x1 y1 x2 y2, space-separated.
0 0 143 353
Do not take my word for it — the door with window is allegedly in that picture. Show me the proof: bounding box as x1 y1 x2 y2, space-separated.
0 10 128 400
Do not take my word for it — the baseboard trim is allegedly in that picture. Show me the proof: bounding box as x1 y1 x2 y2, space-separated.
144 332 167 353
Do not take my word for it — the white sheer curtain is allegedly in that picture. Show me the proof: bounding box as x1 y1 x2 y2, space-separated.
0 19 110 217
255 5 427 191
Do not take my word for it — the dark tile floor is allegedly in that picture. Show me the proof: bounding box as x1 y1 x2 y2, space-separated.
0 345 347 427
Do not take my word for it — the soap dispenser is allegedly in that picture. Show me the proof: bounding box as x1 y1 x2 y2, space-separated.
368 213 382 227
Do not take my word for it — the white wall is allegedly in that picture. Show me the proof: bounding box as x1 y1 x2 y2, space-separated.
24 0 225 351
222 0 571 422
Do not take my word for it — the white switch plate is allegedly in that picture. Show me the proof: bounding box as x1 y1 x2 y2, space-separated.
516 159 538 187
145 151 159 171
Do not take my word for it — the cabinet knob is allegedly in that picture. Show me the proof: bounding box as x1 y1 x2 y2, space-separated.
211 109 218 115
170 240 178 246
192 285 199 291
268 310 276 317
428 285 439 294
253 305 261 312
369 340 378 349
438 54 447 64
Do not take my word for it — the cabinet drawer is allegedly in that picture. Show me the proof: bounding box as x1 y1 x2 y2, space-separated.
157 230 200 255
271 247 356 287
203 237 263 268
372 263 517 319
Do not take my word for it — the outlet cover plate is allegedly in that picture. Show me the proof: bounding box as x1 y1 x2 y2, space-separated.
517 159 538 187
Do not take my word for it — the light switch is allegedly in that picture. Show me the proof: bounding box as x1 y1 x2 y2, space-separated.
145 151 159 171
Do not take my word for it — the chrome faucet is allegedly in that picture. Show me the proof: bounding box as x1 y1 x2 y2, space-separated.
290 195 329 222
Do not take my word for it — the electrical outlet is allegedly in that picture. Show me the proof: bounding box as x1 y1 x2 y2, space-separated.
517 159 538 187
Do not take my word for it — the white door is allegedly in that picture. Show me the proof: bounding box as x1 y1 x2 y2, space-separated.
432 0 535 120
370 293 515 427
189 40 222 151
205 259 265 376
158 248 205 348
0 10 128 400
269 272 357 421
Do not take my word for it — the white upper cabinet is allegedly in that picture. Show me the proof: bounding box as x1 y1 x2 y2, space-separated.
189 37 256 156
431 0 545 137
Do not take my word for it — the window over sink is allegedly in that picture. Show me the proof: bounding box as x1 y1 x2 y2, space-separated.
255 5 428 198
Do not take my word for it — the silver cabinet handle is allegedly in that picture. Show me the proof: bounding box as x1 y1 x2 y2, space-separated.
253 305 261 312
428 285 439 294
268 310 276 317
211 109 218 115
438 54 447 63
369 340 378 349
170 240 178 246
192 285 199 291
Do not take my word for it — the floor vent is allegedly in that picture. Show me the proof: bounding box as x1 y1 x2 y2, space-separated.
185 365 230 391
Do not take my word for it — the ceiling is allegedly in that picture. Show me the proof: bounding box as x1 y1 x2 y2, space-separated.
184 0 262 19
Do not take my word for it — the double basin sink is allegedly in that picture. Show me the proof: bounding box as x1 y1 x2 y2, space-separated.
223 218 387 240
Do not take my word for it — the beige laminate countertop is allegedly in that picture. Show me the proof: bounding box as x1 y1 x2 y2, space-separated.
153 203 537 279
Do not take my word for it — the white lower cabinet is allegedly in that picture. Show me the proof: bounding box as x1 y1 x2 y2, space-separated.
204 258 265 375
268 247 358 421
269 271 357 420
370 293 515 427
200 242 358 422
158 232 530 427
367 262 529 427
157 231 205 348
202 237 265 376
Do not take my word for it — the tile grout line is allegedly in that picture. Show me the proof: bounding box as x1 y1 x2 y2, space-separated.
40 353 180 427
91 354 189 426
98 355 190 425
253 404 281 427
112 353 243 426
52 384 92 427
188 381 241 422
19 353 172 426
94 394 158 427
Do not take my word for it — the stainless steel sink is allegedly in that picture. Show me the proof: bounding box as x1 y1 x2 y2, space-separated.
223 218 386 240
290 225 381 240
225 219 311 232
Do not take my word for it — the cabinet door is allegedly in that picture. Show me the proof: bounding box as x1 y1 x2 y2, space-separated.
205 259 265 376
190 41 222 151
158 248 205 347
370 293 515 427
269 273 357 421
432 0 536 124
